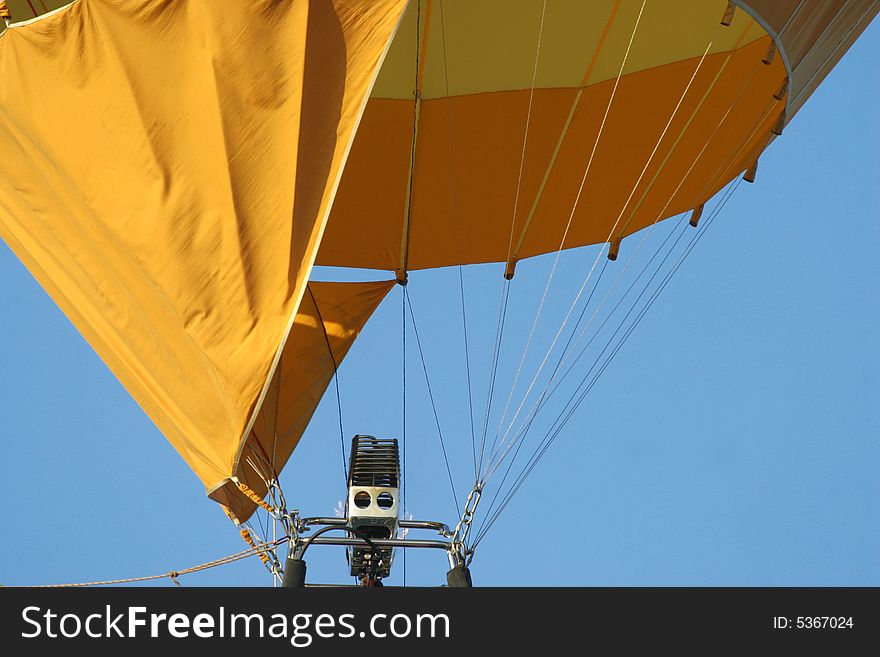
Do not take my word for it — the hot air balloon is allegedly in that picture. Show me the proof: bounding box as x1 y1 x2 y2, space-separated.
0 0 876 586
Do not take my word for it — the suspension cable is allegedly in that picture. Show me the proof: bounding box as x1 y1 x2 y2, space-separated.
308 286 348 485
475 75 777 529
506 60 772 444
468 5 736 553
487 0 647 474
503 0 548 265
503 218 686 453
476 278 511 476
427 6 780 555
401 285 407 586
474 59 784 533
405 288 462 517
475 216 688 536
484 63 769 486
484 4 714 480
474 215 694 543
474 178 744 547
481 9 779 488
474 255 611 528
437 0 478 481
478 0 548 476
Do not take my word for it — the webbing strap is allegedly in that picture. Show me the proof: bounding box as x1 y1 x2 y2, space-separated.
235 481 277 515
239 528 271 566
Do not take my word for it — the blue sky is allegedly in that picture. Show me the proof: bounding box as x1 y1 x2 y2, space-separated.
1 19 877 587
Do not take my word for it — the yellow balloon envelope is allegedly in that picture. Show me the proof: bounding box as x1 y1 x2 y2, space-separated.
0 0 874 520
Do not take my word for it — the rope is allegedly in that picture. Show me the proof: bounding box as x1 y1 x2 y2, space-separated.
19 538 289 588
239 527 272 566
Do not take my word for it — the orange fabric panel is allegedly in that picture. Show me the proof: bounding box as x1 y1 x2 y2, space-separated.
318 37 785 271
517 38 784 261
211 280 395 524
316 99 415 271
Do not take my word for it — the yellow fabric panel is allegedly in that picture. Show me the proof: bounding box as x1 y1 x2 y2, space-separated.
318 36 786 270
0 1 406 492
210 280 395 524
372 0 767 100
